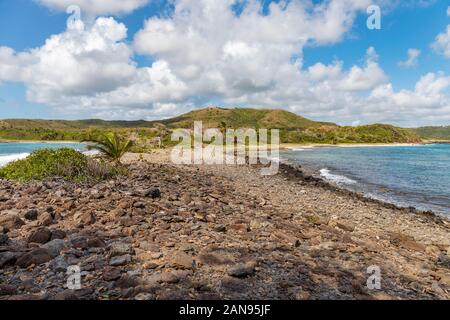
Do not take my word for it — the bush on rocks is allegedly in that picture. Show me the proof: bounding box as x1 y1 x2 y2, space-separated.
0 148 120 183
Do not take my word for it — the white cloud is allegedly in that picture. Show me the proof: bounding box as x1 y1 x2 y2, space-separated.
432 25 450 58
447 6 450 16
398 48 421 68
0 18 189 117
34 0 150 18
0 0 449 126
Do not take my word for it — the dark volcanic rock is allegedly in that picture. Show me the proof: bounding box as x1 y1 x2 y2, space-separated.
0 251 17 268
109 254 132 267
28 227 52 244
24 209 39 221
16 248 54 268
0 233 9 245
145 188 161 199
50 229 67 240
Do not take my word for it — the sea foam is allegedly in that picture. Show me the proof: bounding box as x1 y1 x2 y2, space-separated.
0 153 30 167
320 168 356 185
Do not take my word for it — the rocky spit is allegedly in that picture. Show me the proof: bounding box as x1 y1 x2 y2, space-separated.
0 151 449 300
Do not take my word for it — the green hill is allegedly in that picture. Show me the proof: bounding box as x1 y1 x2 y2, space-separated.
154 107 336 130
414 126 450 141
0 107 422 144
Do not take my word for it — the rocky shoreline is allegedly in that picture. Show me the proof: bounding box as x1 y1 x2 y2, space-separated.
0 151 449 300
281 159 449 221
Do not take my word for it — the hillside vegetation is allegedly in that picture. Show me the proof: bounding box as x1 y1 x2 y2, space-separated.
414 126 450 141
0 107 422 144
154 107 336 129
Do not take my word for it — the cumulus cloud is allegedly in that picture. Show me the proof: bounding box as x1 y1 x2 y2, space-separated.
432 25 450 58
398 48 421 68
0 17 188 117
0 0 449 126
34 0 150 18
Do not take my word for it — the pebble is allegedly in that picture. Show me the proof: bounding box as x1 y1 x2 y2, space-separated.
24 209 39 221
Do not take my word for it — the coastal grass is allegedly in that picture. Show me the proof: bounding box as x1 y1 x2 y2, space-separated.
0 148 120 183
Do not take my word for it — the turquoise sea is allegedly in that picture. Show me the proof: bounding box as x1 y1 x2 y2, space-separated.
282 144 450 215
0 142 87 167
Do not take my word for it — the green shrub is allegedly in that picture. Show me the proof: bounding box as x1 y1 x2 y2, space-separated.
0 148 119 183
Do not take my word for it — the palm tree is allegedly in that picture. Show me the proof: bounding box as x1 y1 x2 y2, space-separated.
84 132 133 164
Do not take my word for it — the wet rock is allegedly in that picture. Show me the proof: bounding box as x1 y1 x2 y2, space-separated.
16 248 54 268
27 227 52 244
0 213 25 231
227 262 257 278
110 254 132 267
24 209 39 221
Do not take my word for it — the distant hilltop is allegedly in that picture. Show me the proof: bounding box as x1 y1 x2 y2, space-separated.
0 106 433 144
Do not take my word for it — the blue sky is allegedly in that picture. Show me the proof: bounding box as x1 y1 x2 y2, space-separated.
0 0 449 126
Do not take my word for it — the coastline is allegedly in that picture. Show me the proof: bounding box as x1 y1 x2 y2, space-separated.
279 158 450 221
280 142 426 150
0 150 449 300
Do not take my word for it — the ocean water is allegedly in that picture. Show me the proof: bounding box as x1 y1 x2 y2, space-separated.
281 144 450 215
0 142 87 167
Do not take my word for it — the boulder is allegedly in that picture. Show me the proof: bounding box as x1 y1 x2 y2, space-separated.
27 228 52 244
41 239 66 257
16 248 54 268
